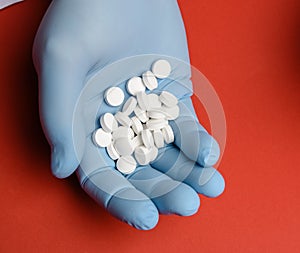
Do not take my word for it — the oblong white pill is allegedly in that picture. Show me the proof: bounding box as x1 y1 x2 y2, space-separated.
104 87 124 107
136 91 149 111
153 129 164 148
131 116 143 134
100 113 118 133
134 105 149 123
141 129 154 148
134 146 152 165
142 71 158 90
161 105 180 120
126 76 146 96
114 137 134 156
159 91 178 107
116 155 136 174
114 111 132 127
113 126 134 140
162 125 175 144
152 59 172 79
146 93 161 110
146 118 168 131
92 128 112 148
106 143 120 160
122 96 137 115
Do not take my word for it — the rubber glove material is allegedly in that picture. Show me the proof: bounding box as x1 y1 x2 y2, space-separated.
33 0 225 230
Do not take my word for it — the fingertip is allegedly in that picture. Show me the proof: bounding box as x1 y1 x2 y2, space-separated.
198 169 225 198
174 184 200 216
154 183 200 216
130 203 159 230
107 188 159 230
198 132 220 167
51 144 79 178
170 117 221 168
200 146 220 167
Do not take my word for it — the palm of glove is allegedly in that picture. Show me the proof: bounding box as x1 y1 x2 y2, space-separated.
33 0 225 230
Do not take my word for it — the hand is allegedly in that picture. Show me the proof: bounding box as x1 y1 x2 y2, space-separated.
33 0 225 230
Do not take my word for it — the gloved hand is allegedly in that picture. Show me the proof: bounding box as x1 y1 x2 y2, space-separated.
33 0 225 230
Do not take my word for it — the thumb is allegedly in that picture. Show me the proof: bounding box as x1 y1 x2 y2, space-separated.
34 39 89 178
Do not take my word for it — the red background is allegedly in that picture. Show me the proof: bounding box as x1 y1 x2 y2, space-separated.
0 0 299 252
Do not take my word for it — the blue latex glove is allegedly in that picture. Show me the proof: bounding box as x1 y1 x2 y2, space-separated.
33 0 225 230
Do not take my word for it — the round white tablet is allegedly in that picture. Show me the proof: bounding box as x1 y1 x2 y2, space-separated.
159 91 178 107
100 113 118 133
146 93 161 110
104 87 124 107
153 129 164 148
134 105 149 123
134 146 152 165
162 125 174 144
149 146 158 162
141 129 154 148
151 59 172 79
132 135 143 149
161 105 180 120
126 76 146 96
92 128 112 148
122 96 137 115
147 110 166 119
114 111 132 127
136 91 149 111
116 155 136 174
106 143 120 160
142 71 158 90
113 126 134 140
114 137 134 156
131 116 143 134
146 118 168 131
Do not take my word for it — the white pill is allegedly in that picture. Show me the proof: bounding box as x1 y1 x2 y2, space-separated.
132 135 143 149
126 76 146 96
136 91 148 111
106 143 120 160
149 146 158 162
134 105 149 123
116 155 136 175
114 111 132 127
131 116 143 134
92 128 112 148
146 93 161 110
100 113 118 133
122 96 137 115
141 129 154 148
146 118 168 131
162 125 174 144
161 105 180 120
104 87 124 107
142 71 158 90
113 126 134 140
153 129 164 148
114 137 134 156
147 110 166 119
151 59 172 79
159 91 178 107
134 146 152 165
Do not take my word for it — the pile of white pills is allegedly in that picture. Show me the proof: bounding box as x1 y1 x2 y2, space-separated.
92 59 179 174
